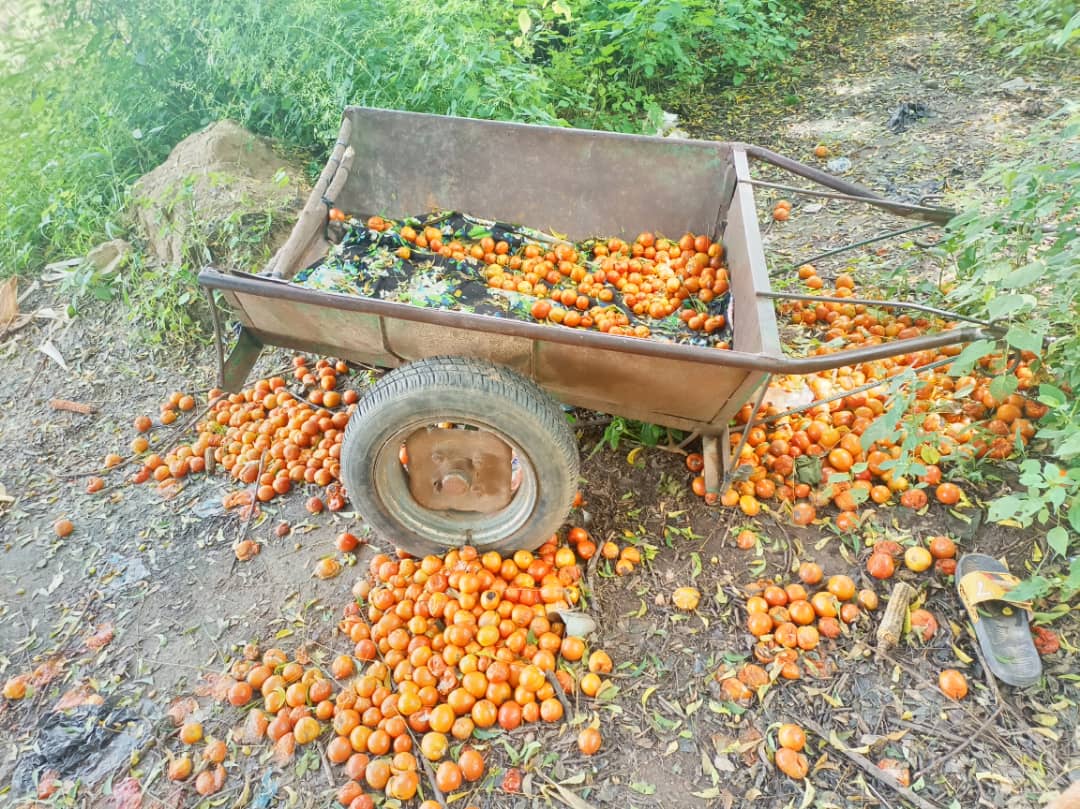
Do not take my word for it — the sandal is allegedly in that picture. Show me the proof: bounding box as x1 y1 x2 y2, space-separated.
956 553 1042 687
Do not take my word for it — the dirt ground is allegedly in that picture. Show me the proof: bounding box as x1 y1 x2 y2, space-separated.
1 0 1077 807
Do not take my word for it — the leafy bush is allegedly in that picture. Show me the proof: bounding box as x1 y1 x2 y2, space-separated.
528 0 804 130
941 107 1080 601
0 0 809 277
0 27 166 274
974 0 1079 62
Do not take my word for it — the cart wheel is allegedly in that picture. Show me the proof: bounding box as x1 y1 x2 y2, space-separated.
340 356 579 556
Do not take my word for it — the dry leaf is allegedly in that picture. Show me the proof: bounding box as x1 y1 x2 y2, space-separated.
86 623 115 650
38 339 69 370
166 696 200 726
550 609 597 638
0 277 16 328
738 725 764 767
53 683 104 712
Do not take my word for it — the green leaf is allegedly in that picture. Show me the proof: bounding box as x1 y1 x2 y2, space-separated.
986 293 1032 321
1005 325 1043 354
947 339 996 376
1007 576 1051 602
1047 526 1070 557
989 373 1019 402
1063 558 1080 598
987 494 1021 523
1039 384 1067 408
517 9 532 35
630 782 656 795
1002 261 1045 288
795 454 822 485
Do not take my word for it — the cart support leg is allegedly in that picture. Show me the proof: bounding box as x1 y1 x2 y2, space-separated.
205 273 264 391
220 327 264 393
702 435 721 495
723 374 772 493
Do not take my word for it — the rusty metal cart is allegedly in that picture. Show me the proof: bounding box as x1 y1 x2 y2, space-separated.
199 107 997 555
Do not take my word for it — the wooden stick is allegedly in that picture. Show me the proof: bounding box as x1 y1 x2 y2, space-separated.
876 581 917 657
49 398 97 415
801 717 945 809
912 706 1002 782
544 668 574 721
267 116 352 278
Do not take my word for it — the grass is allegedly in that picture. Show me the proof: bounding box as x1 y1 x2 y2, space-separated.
0 0 808 283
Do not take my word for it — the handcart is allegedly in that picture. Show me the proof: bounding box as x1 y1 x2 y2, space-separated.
199 107 997 554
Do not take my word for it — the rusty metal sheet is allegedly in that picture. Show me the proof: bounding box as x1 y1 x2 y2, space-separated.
338 107 732 242
725 147 780 357
383 317 533 374
404 427 513 512
236 291 399 367
533 342 748 428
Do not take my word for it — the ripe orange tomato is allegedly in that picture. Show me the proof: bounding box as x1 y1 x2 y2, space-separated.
578 727 602 755
938 669 968 700
777 723 806 751
928 536 956 559
797 562 823 585
826 575 856 601
866 553 895 580
775 747 809 779
935 482 961 505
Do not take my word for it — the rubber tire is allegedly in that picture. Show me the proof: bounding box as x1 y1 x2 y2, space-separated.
341 356 579 556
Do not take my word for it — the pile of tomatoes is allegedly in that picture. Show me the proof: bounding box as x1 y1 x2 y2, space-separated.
118 357 358 504
690 268 1046 521
733 533 960 686
719 567 876 699
163 534 615 807
360 214 731 345
865 535 956 580
714 532 965 784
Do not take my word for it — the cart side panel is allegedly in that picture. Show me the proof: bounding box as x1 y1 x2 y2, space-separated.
338 107 732 242
724 149 781 357
383 319 533 374
228 293 402 368
532 341 751 429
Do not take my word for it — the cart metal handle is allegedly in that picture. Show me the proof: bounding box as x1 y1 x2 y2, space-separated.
740 143 957 225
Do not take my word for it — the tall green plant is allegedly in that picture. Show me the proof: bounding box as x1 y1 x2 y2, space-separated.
1 0 810 278
942 107 1080 601
974 0 1079 63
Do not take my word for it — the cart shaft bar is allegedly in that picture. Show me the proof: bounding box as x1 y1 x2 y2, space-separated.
757 290 994 327
740 144 956 225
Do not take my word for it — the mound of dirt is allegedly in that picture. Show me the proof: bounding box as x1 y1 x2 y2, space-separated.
131 120 308 269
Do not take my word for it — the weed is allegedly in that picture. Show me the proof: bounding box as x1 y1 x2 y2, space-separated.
941 107 1080 603
593 416 684 456
1 0 810 282
974 0 1079 63
120 257 209 345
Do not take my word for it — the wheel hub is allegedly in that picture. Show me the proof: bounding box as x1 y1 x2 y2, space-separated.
404 427 514 512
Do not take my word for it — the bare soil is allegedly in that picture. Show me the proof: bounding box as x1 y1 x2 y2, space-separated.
1 0 1077 807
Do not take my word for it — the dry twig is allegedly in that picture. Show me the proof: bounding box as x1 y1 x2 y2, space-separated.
801 717 945 809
